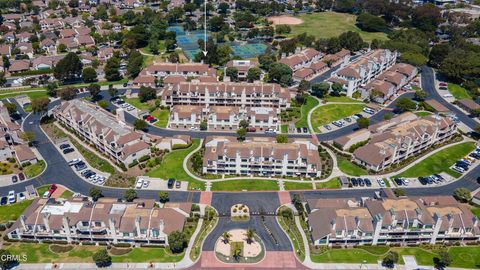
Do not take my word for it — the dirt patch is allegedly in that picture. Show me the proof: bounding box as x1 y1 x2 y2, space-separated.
267 15 304 25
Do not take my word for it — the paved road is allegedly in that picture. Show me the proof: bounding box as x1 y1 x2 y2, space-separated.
421 66 479 130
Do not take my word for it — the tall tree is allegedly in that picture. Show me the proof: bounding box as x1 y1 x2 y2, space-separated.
104 57 121 81
31 97 50 115
82 67 97 82
54 52 83 82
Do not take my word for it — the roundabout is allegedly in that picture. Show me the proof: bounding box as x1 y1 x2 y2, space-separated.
214 229 265 264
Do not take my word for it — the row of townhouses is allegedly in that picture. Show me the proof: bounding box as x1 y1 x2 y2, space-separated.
334 112 457 171
52 99 151 166
329 49 412 99
307 192 480 246
160 81 291 109
169 105 278 131
133 63 217 87
203 136 322 178
7 197 190 245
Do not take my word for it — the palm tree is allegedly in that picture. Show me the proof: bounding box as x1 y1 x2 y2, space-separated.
222 231 231 244
246 228 255 244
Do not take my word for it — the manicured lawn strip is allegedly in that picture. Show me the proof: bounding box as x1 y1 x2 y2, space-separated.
311 104 365 132
123 97 151 110
60 189 74 198
311 248 380 264
315 177 341 189
337 156 367 176
471 206 480 219
414 111 432 117
448 83 471 100
0 90 48 100
36 185 49 197
281 124 288 133
295 96 319 128
287 12 388 42
151 108 169 128
190 206 217 261
324 95 361 103
146 139 204 190
0 200 33 223
211 179 279 191
69 137 116 174
392 247 437 266
394 142 476 178
277 207 305 261
24 160 46 178
449 246 480 269
111 248 184 263
284 181 314 190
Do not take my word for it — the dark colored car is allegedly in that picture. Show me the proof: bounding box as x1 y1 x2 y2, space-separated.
364 178 372 187
18 173 25 181
418 177 427 185
59 143 70 149
358 178 365 186
350 178 358 186
394 178 403 186
246 127 256 132
0 197 7 205
11 175 18 183
455 162 469 170
167 178 175 188
81 170 93 177
63 148 75 154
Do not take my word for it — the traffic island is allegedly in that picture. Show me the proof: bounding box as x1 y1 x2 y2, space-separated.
230 204 250 221
214 229 265 264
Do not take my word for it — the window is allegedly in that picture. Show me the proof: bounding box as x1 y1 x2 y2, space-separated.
82 221 89 227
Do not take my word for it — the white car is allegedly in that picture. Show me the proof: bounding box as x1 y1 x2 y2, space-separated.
402 178 409 186
121 103 129 108
135 178 144 189
452 166 464 173
443 94 453 98
68 158 82 166
18 192 26 201
143 180 149 188
377 178 386 187
127 106 135 111
8 190 15 203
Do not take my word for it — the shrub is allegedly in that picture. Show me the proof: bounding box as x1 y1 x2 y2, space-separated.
128 160 138 168
21 161 31 167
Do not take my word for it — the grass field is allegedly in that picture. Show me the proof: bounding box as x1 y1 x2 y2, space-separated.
24 160 46 178
415 111 433 117
311 104 365 132
278 207 305 261
287 12 388 42
146 139 205 190
284 181 314 190
0 200 33 223
60 189 74 198
324 95 360 103
337 156 367 176
123 97 152 111
111 248 183 263
211 179 279 191
0 90 48 100
295 96 319 128
315 177 341 189
151 108 169 128
448 83 471 100
394 142 476 178
472 206 480 219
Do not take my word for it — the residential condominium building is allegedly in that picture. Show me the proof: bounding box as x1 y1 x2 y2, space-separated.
329 49 398 98
0 103 25 161
7 197 190 245
351 112 457 171
307 193 480 246
161 81 291 109
168 105 279 131
203 136 322 177
52 99 151 166
133 63 216 87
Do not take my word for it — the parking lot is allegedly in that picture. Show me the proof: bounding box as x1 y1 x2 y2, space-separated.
0 184 36 206
133 176 188 191
391 172 454 188
341 176 389 189
319 109 373 133
55 139 110 186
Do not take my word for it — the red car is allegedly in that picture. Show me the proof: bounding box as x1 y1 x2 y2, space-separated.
246 127 256 132
42 184 58 198
439 82 448 87
145 115 154 121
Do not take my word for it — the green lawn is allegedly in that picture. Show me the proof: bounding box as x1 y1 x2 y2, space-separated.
395 142 476 178
449 246 480 269
448 83 471 100
316 177 341 189
24 160 46 178
151 108 169 128
415 111 433 117
69 139 116 174
284 181 314 190
36 185 49 197
123 97 151 111
472 206 480 219
287 12 389 42
111 248 184 263
0 200 33 223
211 179 279 191
324 95 361 103
311 248 381 264
281 124 288 133
295 96 319 128
60 189 74 198
278 207 305 261
311 104 365 132
0 90 48 100
146 139 205 190
337 156 367 176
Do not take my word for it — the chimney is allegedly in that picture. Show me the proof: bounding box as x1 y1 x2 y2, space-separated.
42 212 51 232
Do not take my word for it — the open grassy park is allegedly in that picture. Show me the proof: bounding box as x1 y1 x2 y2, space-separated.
337 156 368 176
0 200 33 224
448 83 471 100
311 103 365 132
151 108 170 128
295 96 319 128
146 139 205 190
287 12 388 42
394 142 476 178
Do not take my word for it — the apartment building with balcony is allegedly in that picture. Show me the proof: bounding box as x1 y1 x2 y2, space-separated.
7 197 190 245
351 112 457 171
168 105 205 129
203 136 322 178
225 59 260 81
279 48 332 82
52 99 151 166
132 63 216 87
161 81 291 109
307 193 480 246
328 49 399 97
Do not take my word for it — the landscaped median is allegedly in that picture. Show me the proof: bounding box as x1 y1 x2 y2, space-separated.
277 206 305 262
394 142 476 178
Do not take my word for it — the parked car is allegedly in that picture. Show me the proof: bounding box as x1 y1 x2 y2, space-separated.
443 94 453 98
394 178 403 186
135 179 144 189
0 196 7 205
18 173 25 181
344 117 352 123
452 166 465 173
439 87 448 91
363 107 375 114
68 158 82 166
42 184 58 198
59 143 70 149
11 175 18 183
418 177 427 185
324 125 332 131
350 178 358 186
401 178 410 186
63 148 75 154
18 192 26 201
143 180 149 188
8 190 16 203
377 178 386 187
167 178 175 188
81 170 93 177
358 178 365 186
175 180 181 189
364 178 372 187
246 127 256 132
433 174 444 181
